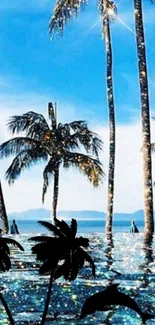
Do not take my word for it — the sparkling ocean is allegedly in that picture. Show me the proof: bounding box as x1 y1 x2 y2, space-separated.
0 220 155 324
7 219 145 234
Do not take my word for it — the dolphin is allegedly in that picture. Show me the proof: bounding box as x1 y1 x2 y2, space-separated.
80 284 154 324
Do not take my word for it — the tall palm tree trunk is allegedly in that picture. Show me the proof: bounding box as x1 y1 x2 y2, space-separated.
52 167 59 223
0 180 9 234
134 0 154 233
40 268 55 325
0 292 14 325
104 10 116 234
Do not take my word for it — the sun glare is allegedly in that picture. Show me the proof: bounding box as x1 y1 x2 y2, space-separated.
107 7 115 17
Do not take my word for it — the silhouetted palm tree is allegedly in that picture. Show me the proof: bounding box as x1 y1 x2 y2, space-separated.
0 179 9 234
29 218 95 325
0 103 104 222
0 236 24 325
133 0 154 233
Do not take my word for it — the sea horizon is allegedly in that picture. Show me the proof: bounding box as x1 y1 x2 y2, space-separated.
4 218 146 234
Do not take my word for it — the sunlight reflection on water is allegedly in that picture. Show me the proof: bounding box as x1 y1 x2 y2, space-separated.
0 233 155 324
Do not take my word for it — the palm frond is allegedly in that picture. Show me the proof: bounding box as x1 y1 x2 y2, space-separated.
0 239 10 254
54 262 68 280
70 253 79 280
91 135 103 157
63 152 104 186
58 258 72 280
0 250 11 271
4 238 24 251
5 148 48 185
49 0 87 37
28 236 53 243
68 130 103 157
66 121 88 132
27 124 50 141
38 221 65 238
55 252 83 281
0 260 6 272
31 241 63 262
55 218 71 237
56 121 103 156
31 243 52 261
75 236 89 247
99 0 117 22
0 137 44 159
78 247 95 277
63 135 80 150
31 218 95 283
7 112 50 135
57 124 79 151
39 259 57 275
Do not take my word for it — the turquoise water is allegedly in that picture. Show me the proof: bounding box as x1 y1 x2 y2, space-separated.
0 232 155 324
7 219 145 233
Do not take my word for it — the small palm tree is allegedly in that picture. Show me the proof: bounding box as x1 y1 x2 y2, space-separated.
0 236 24 325
0 179 9 234
0 103 104 223
29 218 95 325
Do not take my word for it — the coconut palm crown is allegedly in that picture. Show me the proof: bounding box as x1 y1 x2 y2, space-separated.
49 0 116 37
29 218 95 279
29 218 95 325
0 103 104 222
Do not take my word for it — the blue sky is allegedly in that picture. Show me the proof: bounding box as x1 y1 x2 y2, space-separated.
0 0 155 214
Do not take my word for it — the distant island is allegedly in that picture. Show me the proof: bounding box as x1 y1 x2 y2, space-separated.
8 208 146 221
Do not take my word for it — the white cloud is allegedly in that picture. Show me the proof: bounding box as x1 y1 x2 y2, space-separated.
1 113 155 214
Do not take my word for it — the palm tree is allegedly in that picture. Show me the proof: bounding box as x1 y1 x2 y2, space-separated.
0 236 24 325
101 1 117 234
29 218 95 325
49 1 116 233
133 0 154 233
0 103 104 223
0 179 9 234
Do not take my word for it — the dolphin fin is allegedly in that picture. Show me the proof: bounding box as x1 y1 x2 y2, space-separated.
142 313 155 324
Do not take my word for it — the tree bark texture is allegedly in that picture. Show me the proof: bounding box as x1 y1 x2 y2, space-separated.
40 268 55 325
134 0 154 233
52 167 59 223
103 5 116 234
